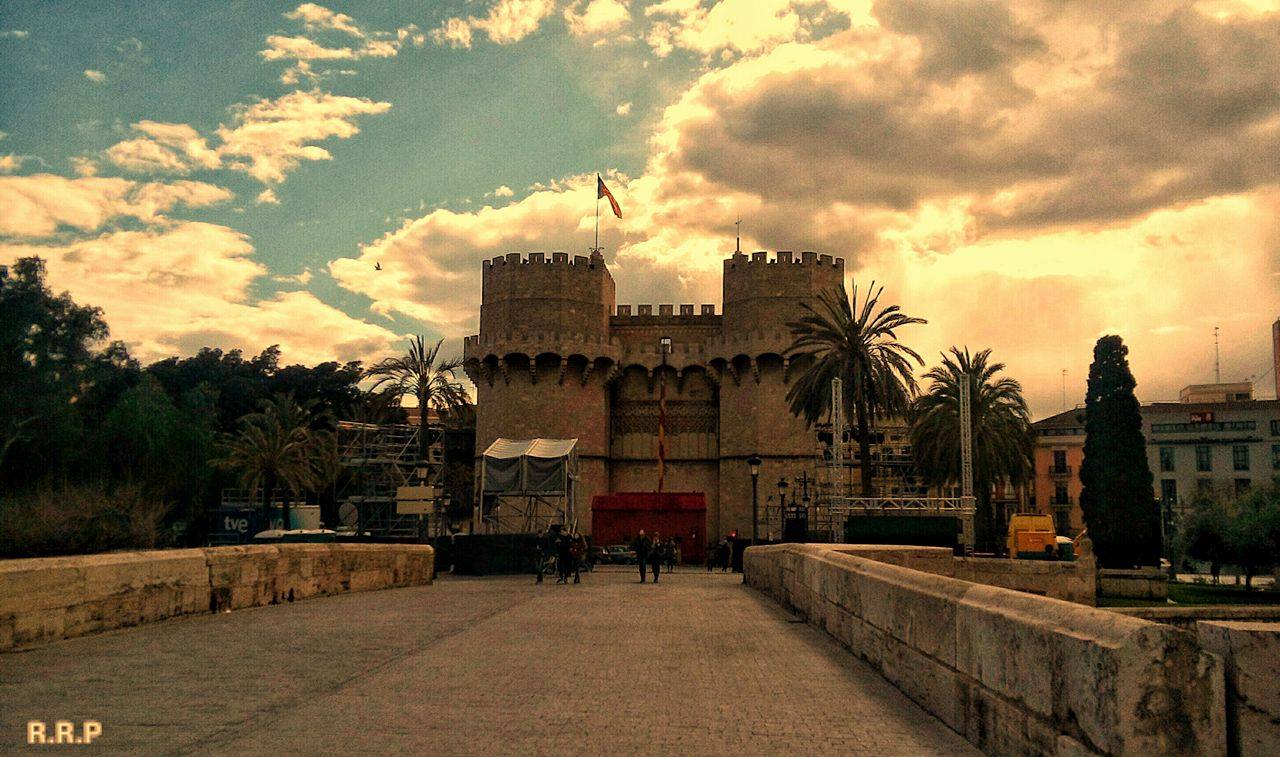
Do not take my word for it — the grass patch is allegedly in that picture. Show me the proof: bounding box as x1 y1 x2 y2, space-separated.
1098 582 1280 607
1168 582 1280 605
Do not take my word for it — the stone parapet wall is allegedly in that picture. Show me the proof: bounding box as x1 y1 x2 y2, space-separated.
822 545 1097 605
1099 567 1168 600
745 543 1225 756
0 544 434 651
1196 621 1280 757
1112 605 1280 630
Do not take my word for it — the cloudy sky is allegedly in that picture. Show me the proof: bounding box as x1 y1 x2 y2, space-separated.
2 0 1278 419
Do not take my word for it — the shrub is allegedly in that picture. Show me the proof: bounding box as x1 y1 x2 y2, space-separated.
0 483 175 558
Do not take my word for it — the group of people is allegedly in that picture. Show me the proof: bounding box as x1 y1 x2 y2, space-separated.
533 528 589 585
705 538 733 572
630 530 678 583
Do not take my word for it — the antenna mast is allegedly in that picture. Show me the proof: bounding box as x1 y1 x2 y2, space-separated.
960 379 973 500
734 218 742 253
1214 326 1221 383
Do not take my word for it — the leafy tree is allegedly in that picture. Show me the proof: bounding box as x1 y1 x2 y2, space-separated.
147 346 362 434
0 257 138 484
909 347 1034 552
1180 498 1230 582
1078 335 1160 568
785 281 926 495
365 336 470 467
214 394 327 530
1225 485 1280 589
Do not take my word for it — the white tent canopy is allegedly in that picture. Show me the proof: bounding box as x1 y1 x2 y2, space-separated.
481 438 577 495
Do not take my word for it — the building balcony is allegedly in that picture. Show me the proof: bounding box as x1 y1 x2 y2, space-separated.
1047 464 1073 477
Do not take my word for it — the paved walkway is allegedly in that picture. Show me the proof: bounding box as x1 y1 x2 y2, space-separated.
1 567 975 755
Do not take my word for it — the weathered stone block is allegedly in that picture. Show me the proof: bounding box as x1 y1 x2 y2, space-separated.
1197 620 1280 757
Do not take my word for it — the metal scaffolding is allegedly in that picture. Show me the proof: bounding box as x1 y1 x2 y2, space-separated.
766 377 976 548
335 421 445 538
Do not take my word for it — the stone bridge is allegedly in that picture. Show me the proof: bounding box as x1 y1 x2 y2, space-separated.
1 567 973 755
2 544 1272 755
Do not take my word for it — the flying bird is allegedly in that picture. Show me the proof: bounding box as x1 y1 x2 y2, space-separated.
374 261 382 271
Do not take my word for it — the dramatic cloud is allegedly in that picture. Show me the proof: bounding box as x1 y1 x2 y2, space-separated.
105 91 391 186
565 0 632 38
0 221 401 365
0 155 24 173
262 4 425 84
0 174 232 238
217 90 392 184
285 3 365 37
432 0 557 48
331 0 1280 416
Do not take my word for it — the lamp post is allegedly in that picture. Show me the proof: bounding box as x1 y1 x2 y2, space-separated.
747 454 762 544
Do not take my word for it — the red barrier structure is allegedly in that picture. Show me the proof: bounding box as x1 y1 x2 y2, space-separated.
591 492 707 564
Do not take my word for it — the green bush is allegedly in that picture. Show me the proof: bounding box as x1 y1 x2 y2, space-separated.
0 484 175 558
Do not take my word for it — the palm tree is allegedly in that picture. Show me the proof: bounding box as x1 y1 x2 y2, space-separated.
786 281 926 495
364 336 470 468
909 347 1034 551
216 394 325 531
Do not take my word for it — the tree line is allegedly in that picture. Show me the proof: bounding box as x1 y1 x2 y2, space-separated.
0 257 470 557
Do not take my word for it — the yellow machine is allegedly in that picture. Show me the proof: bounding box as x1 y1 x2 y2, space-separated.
1006 513 1061 559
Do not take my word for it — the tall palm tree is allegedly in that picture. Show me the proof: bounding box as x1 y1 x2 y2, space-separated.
909 347 1034 551
216 394 325 531
786 281 927 495
364 336 470 468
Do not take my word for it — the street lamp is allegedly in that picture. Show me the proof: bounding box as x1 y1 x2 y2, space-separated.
747 454 762 544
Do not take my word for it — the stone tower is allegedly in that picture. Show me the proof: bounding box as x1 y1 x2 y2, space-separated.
715 251 845 537
464 249 845 540
463 251 617 526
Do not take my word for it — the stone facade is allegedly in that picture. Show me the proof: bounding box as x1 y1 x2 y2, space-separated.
463 249 845 540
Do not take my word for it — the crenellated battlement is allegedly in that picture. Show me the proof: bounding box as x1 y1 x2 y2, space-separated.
614 304 718 318
482 251 602 272
724 250 844 270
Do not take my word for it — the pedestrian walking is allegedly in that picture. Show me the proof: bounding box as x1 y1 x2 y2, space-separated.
570 534 587 584
719 539 731 572
632 530 653 583
665 539 677 573
555 532 572 584
650 531 664 583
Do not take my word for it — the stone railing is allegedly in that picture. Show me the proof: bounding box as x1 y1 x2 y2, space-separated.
0 544 434 652
744 543 1225 756
828 544 1096 606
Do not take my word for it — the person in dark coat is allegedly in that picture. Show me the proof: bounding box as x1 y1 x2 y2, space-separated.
649 531 664 583
632 530 653 583
555 532 573 584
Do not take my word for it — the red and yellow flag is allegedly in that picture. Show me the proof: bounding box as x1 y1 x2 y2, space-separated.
598 174 622 219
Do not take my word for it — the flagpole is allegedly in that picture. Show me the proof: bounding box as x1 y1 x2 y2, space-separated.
594 194 599 252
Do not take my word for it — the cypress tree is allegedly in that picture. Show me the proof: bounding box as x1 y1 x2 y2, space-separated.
1078 335 1160 568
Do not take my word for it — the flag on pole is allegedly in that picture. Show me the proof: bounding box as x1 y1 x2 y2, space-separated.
657 371 667 492
597 174 622 219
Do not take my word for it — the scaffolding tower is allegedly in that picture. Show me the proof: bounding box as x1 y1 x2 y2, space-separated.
336 421 445 538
